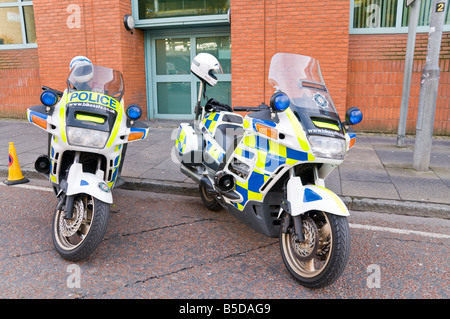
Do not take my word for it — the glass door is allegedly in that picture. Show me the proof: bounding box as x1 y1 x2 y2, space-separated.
149 31 231 119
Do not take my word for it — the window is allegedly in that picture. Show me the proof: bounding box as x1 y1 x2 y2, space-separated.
149 32 231 118
0 0 36 49
133 0 230 28
138 0 229 20
351 0 450 33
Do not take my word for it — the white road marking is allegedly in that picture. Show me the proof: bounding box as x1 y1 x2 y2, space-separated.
0 182 53 193
349 223 450 239
2 182 449 239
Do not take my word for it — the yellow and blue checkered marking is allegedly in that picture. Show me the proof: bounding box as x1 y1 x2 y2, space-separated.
233 134 311 210
206 140 225 163
203 112 220 134
233 169 269 210
234 147 255 160
175 126 187 153
243 134 309 172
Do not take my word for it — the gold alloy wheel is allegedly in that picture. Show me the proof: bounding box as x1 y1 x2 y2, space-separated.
53 195 94 251
281 212 333 278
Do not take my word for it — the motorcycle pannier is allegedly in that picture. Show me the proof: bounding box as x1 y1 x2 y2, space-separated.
175 123 203 166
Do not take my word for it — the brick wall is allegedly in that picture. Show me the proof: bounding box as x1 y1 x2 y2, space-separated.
1 1 448 135
0 49 41 118
230 0 350 116
32 0 147 117
347 33 450 135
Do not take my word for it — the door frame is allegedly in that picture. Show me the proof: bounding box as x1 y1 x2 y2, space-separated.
144 26 231 119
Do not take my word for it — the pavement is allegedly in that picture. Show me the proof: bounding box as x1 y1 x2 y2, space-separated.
1 118 449 219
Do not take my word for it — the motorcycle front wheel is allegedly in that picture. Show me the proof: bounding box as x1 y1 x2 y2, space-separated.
279 211 350 288
52 194 109 261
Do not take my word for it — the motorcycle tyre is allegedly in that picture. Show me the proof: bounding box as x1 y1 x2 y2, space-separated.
52 194 109 261
279 211 350 289
199 185 222 211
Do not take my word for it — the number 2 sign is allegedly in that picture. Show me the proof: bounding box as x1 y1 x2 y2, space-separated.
436 2 446 12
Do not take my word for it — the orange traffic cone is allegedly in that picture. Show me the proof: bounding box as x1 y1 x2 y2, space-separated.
3 142 29 185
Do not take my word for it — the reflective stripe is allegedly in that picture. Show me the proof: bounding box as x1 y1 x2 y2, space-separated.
285 108 310 151
59 97 67 143
176 126 187 153
76 114 105 124
312 120 340 131
106 100 124 147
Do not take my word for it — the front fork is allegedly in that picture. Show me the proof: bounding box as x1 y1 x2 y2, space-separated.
280 166 329 242
281 168 305 242
280 165 349 241
56 152 103 219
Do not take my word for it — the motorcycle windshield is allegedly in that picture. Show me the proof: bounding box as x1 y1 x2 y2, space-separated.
65 65 124 137
268 53 344 138
67 64 124 101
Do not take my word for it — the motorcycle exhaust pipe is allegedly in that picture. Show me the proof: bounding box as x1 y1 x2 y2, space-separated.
180 166 240 200
180 166 217 194
180 165 202 183
35 155 51 175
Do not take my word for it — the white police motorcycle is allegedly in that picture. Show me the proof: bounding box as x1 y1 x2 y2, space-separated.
27 57 149 261
175 53 363 288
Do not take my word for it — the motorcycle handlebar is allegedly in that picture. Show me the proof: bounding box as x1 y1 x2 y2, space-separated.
233 103 269 112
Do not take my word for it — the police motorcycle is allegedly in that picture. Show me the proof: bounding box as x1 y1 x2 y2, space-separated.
175 53 363 288
27 56 149 261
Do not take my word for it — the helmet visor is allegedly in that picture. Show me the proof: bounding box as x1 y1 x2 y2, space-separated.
209 63 223 80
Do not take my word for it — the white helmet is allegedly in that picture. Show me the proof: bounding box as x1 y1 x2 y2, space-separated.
69 56 93 83
69 56 92 71
191 53 223 87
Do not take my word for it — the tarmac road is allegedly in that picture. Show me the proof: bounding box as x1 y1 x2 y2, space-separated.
0 179 448 301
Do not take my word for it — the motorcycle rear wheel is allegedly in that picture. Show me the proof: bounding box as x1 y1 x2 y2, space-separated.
199 185 222 211
52 194 109 261
279 211 350 288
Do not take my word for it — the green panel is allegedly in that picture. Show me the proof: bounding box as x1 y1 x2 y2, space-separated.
157 82 191 114
196 35 231 74
155 38 191 75
353 0 397 28
402 0 450 27
197 81 231 106
0 7 22 44
138 0 229 20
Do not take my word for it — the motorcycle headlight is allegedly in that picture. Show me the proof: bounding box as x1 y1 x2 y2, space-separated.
67 126 109 149
307 135 346 160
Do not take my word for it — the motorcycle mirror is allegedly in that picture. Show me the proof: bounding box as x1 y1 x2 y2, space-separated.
345 107 363 125
270 91 290 112
126 104 142 121
40 90 58 107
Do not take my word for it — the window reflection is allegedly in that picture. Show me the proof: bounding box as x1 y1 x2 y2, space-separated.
0 7 22 44
157 82 191 114
156 38 191 75
138 0 230 20
23 6 36 43
196 36 231 74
